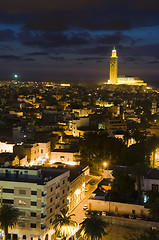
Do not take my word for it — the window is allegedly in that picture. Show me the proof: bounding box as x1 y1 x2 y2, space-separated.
31 191 37 195
31 212 36 217
62 199 65 204
50 197 52 203
50 218 52 223
41 202 46 207
152 184 159 191
3 188 14 193
41 149 43 154
63 180 65 185
31 223 36 228
63 190 65 194
31 201 37 206
13 234 18 240
23 235 26 239
19 190 26 195
19 200 26 205
50 208 52 213
41 213 46 218
50 187 53 192
42 191 46 196
3 199 14 204
41 224 46 229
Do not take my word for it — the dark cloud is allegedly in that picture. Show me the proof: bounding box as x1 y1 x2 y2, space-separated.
147 60 159 64
27 52 48 56
24 11 132 32
18 31 90 50
0 54 34 62
76 57 105 61
79 45 124 56
49 56 65 61
0 0 105 13
0 30 15 41
0 55 21 61
97 33 135 45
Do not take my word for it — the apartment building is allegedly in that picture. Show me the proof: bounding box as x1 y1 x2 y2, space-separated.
0 166 69 240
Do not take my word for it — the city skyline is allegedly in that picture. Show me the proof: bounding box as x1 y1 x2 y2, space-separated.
0 1 159 85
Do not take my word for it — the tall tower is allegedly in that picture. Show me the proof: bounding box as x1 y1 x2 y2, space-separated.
110 47 118 84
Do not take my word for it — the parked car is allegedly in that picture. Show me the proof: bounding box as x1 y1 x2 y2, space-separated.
85 210 91 215
83 205 88 210
102 211 106 216
136 215 142 220
129 214 136 219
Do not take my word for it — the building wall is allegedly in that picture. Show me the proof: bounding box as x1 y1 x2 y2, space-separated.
144 179 159 192
88 199 149 216
68 172 85 211
0 142 15 153
50 151 80 165
72 109 93 117
38 142 51 160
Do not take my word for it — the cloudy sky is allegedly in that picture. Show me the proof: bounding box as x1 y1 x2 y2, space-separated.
0 0 159 84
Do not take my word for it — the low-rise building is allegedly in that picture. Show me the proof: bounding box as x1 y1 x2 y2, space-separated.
50 149 80 166
0 153 28 166
14 143 39 165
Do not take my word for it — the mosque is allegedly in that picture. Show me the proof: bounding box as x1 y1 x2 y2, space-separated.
106 47 147 86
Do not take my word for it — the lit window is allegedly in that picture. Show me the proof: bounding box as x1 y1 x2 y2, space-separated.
19 200 26 205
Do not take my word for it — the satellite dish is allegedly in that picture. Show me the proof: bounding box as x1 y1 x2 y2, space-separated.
4 162 10 167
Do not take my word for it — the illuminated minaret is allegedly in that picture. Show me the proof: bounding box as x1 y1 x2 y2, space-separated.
110 47 118 84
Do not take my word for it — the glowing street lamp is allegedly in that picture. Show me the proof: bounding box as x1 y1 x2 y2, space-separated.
103 162 107 167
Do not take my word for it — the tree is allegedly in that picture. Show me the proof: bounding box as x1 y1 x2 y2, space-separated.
110 170 136 203
149 198 159 221
147 135 159 168
80 132 126 169
80 213 107 240
132 163 146 203
52 208 76 237
0 204 20 240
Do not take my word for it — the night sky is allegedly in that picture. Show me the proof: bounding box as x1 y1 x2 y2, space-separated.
0 0 159 85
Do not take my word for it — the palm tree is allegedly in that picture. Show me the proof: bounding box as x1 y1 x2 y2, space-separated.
80 213 107 240
0 204 20 240
52 208 76 237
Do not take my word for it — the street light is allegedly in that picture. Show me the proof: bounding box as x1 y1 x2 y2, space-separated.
103 162 107 167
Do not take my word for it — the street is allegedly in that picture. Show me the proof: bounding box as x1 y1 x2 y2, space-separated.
70 175 102 224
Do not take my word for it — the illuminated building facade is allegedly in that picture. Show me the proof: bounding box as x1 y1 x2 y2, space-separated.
107 48 147 86
109 47 118 84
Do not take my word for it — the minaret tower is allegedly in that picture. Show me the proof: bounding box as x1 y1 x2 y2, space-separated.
110 47 118 84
